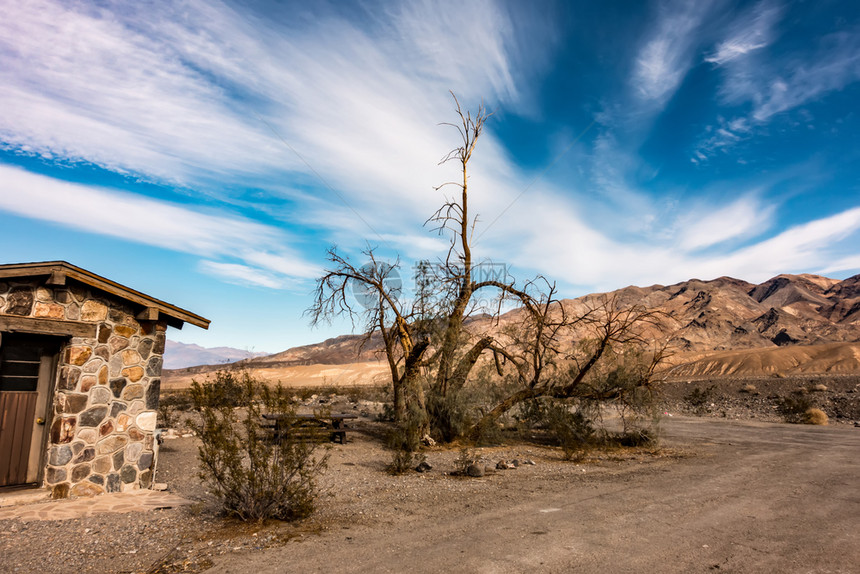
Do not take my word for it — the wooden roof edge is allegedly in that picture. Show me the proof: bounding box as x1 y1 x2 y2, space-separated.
0 261 210 330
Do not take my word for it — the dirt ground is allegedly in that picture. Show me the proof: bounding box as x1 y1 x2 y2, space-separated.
2 389 859 574
205 417 860 574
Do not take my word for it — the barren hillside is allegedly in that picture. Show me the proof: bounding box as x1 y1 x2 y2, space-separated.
162 273 860 387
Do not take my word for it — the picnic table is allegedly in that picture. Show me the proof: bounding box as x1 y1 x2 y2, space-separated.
261 412 358 444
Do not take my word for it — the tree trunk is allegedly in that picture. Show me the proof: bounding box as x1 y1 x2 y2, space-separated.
468 387 535 439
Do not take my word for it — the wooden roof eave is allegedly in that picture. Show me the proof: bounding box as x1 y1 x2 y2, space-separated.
0 261 210 330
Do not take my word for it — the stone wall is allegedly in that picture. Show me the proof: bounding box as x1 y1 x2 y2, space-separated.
0 279 166 498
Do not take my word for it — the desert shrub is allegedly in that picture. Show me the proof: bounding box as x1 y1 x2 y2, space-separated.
453 446 480 475
427 391 470 443
684 385 717 414
195 370 245 408
157 390 194 429
612 427 657 447
778 394 814 423
740 384 759 395
190 371 328 521
803 408 828 425
542 400 595 460
809 384 828 393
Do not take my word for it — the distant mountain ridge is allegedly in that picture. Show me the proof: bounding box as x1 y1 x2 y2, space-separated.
163 273 860 382
164 340 269 369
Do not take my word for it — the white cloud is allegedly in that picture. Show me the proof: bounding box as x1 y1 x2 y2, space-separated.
633 1 712 105
0 165 318 283
707 2 860 122
198 261 285 289
692 116 753 163
676 195 774 250
705 1 781 66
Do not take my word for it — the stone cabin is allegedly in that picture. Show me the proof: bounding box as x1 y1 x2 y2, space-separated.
0 261 209 498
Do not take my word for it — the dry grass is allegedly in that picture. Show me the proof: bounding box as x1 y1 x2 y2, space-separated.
803 408 829 425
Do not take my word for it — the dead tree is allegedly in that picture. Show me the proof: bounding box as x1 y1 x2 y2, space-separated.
307 247 428 426
469 294 668 437
424 94 535 402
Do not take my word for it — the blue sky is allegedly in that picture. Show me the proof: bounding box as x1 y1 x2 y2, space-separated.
1 0 859 352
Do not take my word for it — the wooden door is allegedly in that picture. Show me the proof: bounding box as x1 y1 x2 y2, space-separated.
0 333 59 488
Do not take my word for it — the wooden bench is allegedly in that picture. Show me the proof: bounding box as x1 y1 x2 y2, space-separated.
262 413 358 444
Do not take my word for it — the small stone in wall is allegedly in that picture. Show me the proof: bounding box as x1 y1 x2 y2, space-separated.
81 300 108 322
98 324 111 344
110 402 127 418
113 449 125 470
99 420 114 436
50 417 76 444
5 287 34 315
109 377 127 398
52 483 70 499
92 456 111 474
66 303 80 320
125 441 143 462
109 336 130 353
35 287 52 301
116 413 132 432
122 384 144 400
90 386 112 405
55 289 71 304
58 393 88 414
79 406 109 427
96 435 128 455
58 367 81 391
72 447 95 464
138 338 154 359
71 463 91 483
106 473 121 493
122 349 142 366
80 376 97 393
49 445 73 466
98 365 109 385
136 411 157 431
122 366 145 382
128 400 145 415
77 428 98 445
146 379 161 410
120 465 138 484
138 451 154 471
34 302 64 319
140 470 153 489
114 324 136 338
71 482 104 497
146 356 163 377
67 344 94 366
46 467 67 484
128 427 144 441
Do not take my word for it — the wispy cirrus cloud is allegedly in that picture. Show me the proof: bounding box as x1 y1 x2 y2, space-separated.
705 1 781 66
0 0 857 309
691 116 753 164
696 0 860 160
0 164 318 286
632 0 713 106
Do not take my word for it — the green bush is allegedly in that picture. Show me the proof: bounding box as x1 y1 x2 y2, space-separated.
778 394 814 423
684 385 717 414
190 371 328 521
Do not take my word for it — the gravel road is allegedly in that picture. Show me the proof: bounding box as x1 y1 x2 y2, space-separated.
1 414 858 573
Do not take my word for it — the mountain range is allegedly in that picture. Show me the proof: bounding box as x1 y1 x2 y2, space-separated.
162 273 860 386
